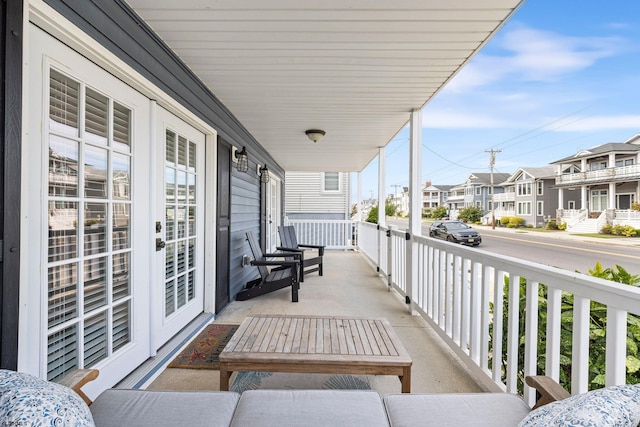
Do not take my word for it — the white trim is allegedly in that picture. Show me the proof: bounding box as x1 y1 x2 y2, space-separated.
28 0 217 139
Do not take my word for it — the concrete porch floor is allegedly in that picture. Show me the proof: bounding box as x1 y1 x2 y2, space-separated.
147 250 485 395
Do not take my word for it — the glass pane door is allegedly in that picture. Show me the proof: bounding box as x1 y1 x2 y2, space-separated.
46 69 133 381
164 130 198 317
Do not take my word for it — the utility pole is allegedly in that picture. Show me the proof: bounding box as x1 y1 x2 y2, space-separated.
485 149 501 229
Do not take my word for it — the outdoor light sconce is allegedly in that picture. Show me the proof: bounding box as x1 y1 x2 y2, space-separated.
232 146 249 172
305 129 326 143
257 164 270 183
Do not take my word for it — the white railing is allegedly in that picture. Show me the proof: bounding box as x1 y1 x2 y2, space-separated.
556 164 640 185
615 209 640 220
493 192 516 202
357 221 640 406
561 208 588 229
285 219 355 249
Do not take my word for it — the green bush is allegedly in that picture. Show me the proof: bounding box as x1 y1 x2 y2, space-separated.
365 206 378 224
431 206 448 219
612 224 637 237
507 217 525 228
600 223 613 234
458 206 483 223
500 216 512 226
546 219 559 230
557 221 567 230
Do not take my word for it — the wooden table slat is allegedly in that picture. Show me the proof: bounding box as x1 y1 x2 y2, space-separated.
348 319 364 354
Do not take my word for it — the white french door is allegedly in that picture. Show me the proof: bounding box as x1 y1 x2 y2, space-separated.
26 25 152 392
154 107 206 346
266 175 281 252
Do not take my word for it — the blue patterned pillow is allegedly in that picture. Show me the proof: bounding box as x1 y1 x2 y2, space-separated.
518 384 640 427
0 369 95 427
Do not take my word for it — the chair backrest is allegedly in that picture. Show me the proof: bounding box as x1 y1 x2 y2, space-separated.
278 225 299 249
246 231 269 280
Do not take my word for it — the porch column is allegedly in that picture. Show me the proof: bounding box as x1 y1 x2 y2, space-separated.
581 186 588 211
609 182 616 209
406 109 422 315
356 172 362 222
558 187 564 208
378 147 386 270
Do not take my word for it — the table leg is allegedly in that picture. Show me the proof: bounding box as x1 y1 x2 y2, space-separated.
220 365 231 391
400 366 411 393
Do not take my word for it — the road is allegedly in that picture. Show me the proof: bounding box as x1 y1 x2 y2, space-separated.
384 218 640 276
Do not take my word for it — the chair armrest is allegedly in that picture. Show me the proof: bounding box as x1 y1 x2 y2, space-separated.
298 244 325 256
276 246 304 253
58 369 99 406
251 260 300 268
263 252 301 260
525 375 571 409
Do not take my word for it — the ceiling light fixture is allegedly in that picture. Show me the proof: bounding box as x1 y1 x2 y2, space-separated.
305 129 326 143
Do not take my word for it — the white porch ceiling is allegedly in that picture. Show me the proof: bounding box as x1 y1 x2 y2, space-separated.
126 0 524 172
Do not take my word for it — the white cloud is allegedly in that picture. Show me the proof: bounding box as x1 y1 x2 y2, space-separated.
446 25 623 93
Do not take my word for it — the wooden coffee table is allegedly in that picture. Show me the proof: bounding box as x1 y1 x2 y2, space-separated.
219 315 412 392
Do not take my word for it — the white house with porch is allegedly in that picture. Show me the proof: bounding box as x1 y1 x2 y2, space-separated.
551 134 640 233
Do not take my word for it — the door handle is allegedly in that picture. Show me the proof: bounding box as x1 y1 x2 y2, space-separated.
156 238 166 251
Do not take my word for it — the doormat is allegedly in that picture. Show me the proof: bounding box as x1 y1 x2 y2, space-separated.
167 324 239 369
230 372 371 394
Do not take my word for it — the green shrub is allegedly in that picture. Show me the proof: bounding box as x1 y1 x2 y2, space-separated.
431 206 448 219
507 217 525 228
611 224 637 237
557 221 567 230
546 219 559 230
500 216 511 226
457 206 484 223
600 223 613 234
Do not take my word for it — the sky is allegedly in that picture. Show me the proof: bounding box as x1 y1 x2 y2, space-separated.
354 0 640 201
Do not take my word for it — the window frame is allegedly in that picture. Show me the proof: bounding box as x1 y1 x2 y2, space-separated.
322 172 341 192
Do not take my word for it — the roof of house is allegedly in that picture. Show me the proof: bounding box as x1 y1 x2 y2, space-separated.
466 172 511 186
423 184 455 191
501 166 557 184
551 142 640 164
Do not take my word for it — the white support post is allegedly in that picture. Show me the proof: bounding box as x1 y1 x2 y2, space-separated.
357 172 363 222
406 109 422 314
378 147 386 273
609 182 616 210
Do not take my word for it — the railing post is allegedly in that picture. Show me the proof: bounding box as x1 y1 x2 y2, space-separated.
605 307 627 386
386 227 394 291
572 296 590 395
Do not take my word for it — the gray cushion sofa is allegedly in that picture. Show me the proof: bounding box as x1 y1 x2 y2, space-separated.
89 388 532 427
4 369 640 427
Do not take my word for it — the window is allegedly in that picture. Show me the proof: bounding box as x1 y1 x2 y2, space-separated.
517 202 531 215
475 186 481 195
568 201 576 209
590 161 607 171
537 201 543 216
517 182 531 196
323 172 340 192
47 69 132 381
537 181 544 195
616 158 635 167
